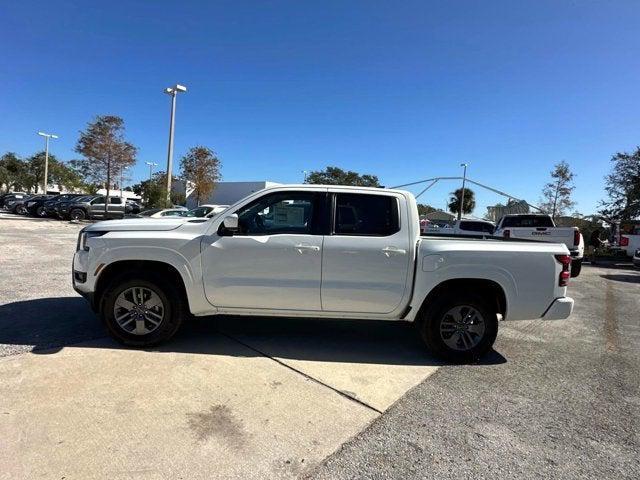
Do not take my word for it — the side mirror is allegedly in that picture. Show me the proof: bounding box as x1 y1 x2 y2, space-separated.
220 214 239 236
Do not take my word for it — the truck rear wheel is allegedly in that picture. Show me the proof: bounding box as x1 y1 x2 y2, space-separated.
417 293 498 363
100 275 185 347
571 259 582 277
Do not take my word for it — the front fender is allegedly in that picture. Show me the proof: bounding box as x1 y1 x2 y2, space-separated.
91 243 213 316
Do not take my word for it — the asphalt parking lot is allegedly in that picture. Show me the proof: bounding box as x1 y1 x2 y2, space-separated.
1 214 639 479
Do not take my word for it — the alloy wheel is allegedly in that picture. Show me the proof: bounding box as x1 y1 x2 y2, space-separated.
113 286 165 335
439 305 486 351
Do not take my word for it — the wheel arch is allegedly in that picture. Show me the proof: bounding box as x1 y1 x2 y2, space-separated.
416 278 507 321
94 260 190 314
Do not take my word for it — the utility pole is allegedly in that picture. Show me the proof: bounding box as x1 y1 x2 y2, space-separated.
164 84 187 206
458 163 468 221
37 132 58 194
145 162 158 181
120 165 130 198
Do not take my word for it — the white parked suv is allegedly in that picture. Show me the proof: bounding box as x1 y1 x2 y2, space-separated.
72 185 574 362
494 214 584 277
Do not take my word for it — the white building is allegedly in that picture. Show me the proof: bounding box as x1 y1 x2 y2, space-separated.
173 180 280 209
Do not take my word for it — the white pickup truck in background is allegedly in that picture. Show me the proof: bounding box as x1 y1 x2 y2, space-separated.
619 227 640 259
424 219 496 236
494 214 585 277
72 185 574 362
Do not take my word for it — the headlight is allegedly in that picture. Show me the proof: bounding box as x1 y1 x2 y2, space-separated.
635 249 640 257
77 230 106 251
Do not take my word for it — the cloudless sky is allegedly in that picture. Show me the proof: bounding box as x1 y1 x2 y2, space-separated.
2 0 639 215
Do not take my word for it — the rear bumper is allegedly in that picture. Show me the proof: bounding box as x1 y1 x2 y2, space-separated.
542 297 574 320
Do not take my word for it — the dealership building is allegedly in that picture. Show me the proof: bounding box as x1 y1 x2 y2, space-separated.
172 180 280 209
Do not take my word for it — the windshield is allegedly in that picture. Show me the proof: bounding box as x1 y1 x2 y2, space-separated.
501 215 554 228
186 206 213 217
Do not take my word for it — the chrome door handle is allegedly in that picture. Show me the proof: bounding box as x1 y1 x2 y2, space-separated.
295 244 320 254
382 246 406 257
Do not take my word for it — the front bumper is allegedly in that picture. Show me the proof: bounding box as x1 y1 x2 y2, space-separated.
542 297 574 320
72 249 97 311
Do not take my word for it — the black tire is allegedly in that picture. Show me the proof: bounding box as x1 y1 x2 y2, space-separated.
69 208 86 221
36 205 47 217
417 293 498 363
16 205 27 215
100 274 185 347
571 259 582 277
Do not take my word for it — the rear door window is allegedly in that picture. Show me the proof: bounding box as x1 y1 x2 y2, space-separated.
334 193 400 236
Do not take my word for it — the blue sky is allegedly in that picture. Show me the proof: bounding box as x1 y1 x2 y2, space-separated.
1 0 639 215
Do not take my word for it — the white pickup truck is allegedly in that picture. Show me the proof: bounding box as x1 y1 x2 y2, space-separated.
494 214 585 277
72 185 574 362
619 227 640 258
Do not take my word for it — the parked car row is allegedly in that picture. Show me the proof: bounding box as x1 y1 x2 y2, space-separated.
1 192 142 220
1 191 230 223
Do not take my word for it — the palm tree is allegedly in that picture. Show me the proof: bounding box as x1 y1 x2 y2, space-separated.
448 188 476 217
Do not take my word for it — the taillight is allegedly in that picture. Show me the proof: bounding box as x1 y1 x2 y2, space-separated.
555 254 571 287
620 236 629 247
503 229 511 239
573 229 580 246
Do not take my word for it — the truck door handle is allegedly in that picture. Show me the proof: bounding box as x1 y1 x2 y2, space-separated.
294 244 320 254
382 246 406 257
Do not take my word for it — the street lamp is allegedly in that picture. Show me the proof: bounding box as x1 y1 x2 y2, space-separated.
164 84 187 205
458 163 468 221
145 161 158 181
37 132 58 194
119 165 131 198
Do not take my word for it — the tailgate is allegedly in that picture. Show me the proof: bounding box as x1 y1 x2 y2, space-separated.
509 227 576 247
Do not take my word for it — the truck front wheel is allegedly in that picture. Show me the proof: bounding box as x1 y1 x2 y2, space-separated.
100 275 185 347
417 293 498 363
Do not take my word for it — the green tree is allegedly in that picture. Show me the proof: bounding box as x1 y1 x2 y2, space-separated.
179 146 221 206
600 147 640 220
132 171 185 208
417 203 437 216
75 115 137 213
305 166 380 187
448 188 476 217
24 152 84 193
539 161 576 219
0 152 28 192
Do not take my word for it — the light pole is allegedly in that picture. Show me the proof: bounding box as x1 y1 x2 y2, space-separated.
145 161 158 181
119 165 131 198
164 84 187 205
458 163 468 221
37 132 58 194
302 170 309 183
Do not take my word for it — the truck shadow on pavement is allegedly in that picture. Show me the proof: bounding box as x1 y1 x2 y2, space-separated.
600 273 640 283
0 296 506 366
